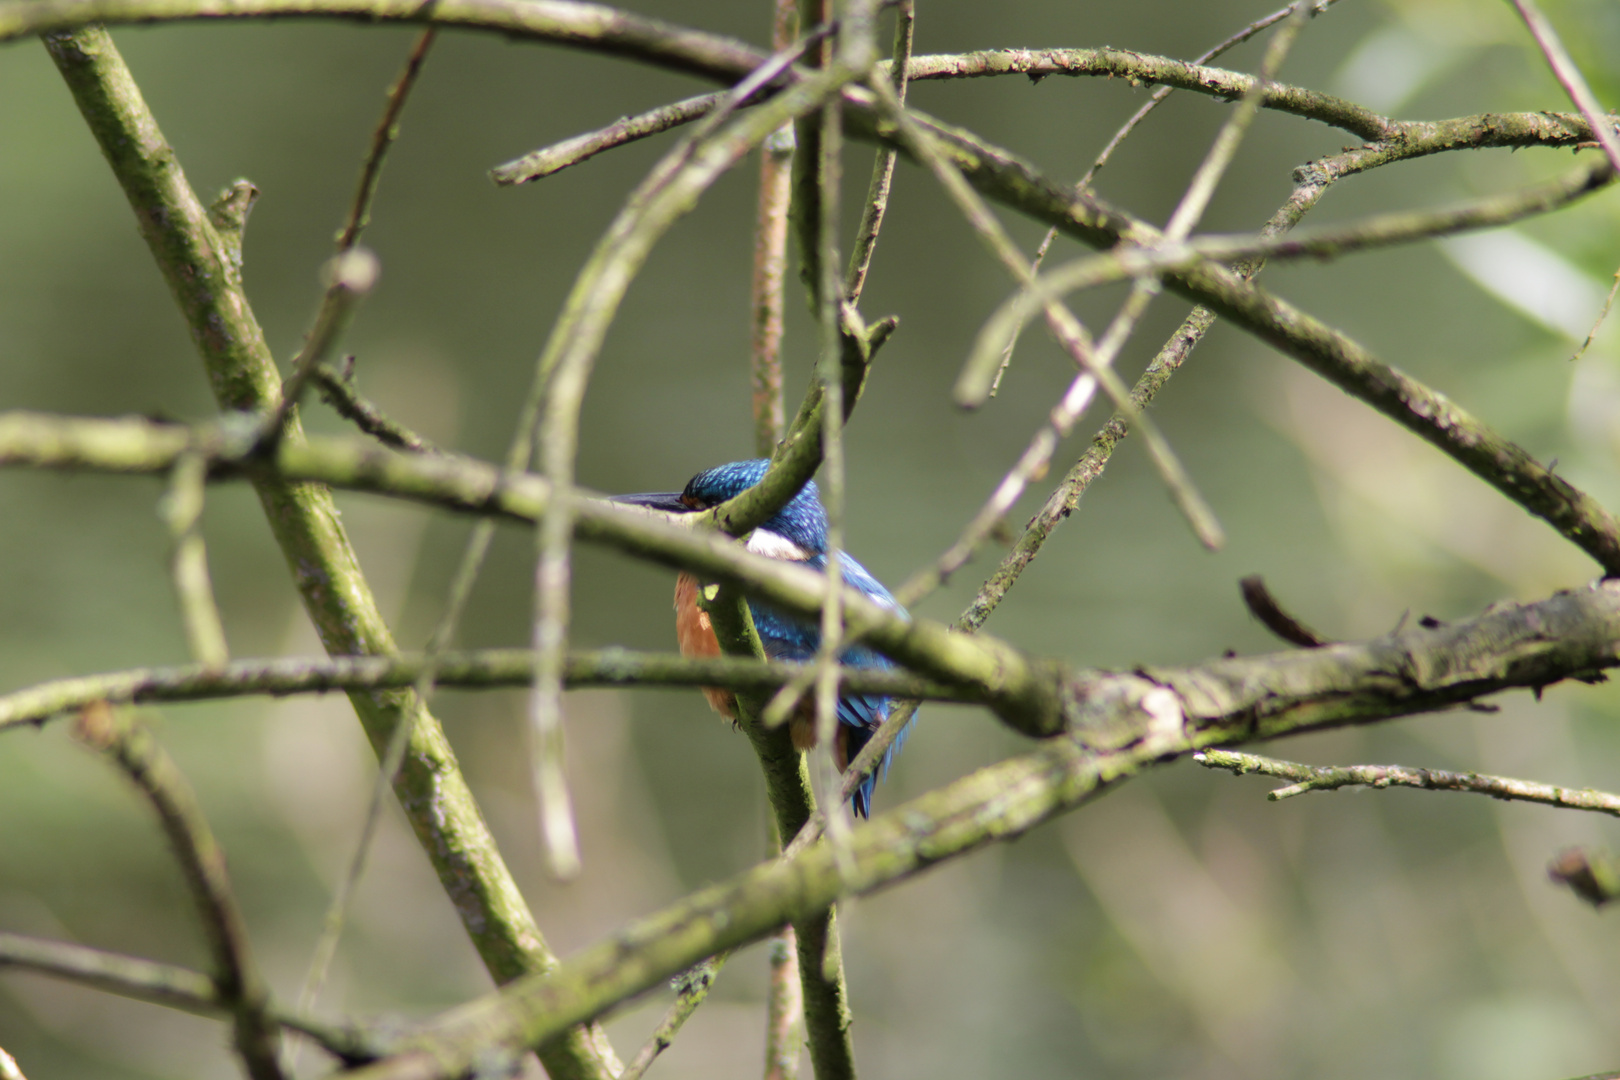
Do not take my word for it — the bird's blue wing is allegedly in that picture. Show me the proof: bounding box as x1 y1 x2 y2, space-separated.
746 549 915 817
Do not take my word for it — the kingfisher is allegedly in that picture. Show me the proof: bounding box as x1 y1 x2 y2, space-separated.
612 460 910 817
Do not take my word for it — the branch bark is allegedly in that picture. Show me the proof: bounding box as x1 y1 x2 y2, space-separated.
40 27 620 1080
338 578 1620 1080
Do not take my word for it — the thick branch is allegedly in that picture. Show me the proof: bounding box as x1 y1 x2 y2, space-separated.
339 580 1620 1080
0 411 1050 734
836 102 1620 574
40 27 618 1080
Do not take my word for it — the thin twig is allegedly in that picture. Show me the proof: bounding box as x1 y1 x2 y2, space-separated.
72 703 286 1080
335 27 437 251
843 0 912 305
863 74 1224 556
295 22 489 1028
0 932 367 1061
764 925 803 1080
751 121 793 455
492 92 723 185
1572 266 1620 363
1239 575 1329 647
616 953 730 1080
1195 747 1620 814
312 359 439 454
950 158 1341 638
261 248 379 449
989 0 1339 390
748 0 799 458
1081 0 1340 189
1509 0 1620 174
160 450 229 668
0 1048 22 1080
525 36 853 884
868 66 1227 602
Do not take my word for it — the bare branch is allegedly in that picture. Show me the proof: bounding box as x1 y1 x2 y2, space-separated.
0 649 962 734
39 27 620 1080
331 580 1620 1080
894 46 1391 140
72 704 286 1080
749 0 797 457
492 92 724 185
617 954 729 1080
764 926 804 1080
312 360 440 454
160 451 229 668
1509 0 1620 173
336 27 437 250
843 0 912 305
1239 576 1330 647
1080 0 1342 187
0 932 367 1062
1195 748 1620 814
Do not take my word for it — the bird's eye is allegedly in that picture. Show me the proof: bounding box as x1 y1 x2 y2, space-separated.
679 493 704 510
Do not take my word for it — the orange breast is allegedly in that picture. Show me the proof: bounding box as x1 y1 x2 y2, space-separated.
674 572 737 720
675 574 830 755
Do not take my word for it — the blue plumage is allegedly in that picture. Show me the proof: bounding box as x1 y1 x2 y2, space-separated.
615 460 912 817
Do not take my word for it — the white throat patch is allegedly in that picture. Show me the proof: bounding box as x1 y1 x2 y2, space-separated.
747 528 812 561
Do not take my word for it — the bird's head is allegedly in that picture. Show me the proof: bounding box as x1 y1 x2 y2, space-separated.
611 459 829 556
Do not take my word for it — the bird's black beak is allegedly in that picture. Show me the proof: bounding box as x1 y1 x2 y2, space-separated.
609 491 694 514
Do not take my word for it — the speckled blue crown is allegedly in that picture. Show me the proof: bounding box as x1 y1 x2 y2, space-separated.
683 460 829 555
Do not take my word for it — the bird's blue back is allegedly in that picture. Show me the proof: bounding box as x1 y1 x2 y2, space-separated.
683 461 913 816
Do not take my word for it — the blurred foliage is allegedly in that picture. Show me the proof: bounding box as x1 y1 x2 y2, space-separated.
3 1 1620 1078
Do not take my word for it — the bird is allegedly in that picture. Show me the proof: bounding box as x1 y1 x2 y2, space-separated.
612 459 911 817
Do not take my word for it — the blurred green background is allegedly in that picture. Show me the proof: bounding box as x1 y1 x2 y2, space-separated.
5 0 1620 1077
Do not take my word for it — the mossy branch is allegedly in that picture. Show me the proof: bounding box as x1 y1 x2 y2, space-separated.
40 27 619 1080
0 932 369 1063
73 705 285 1080
338 579 1620 1080
0 649 967 734
0 411 1044 734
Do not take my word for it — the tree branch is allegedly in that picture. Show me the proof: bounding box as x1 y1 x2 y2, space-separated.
336 27 437 250
0 932 368 1063
0 410 1057 734
72 704 286 1080
616 953 729 1080
0 649 965 734
892 47 1390 140
1509 0 1620 173
40 27 621 1080
312 360 440 454
335 578 1620 1080
1195 748 1620 814
835 101 1620 573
